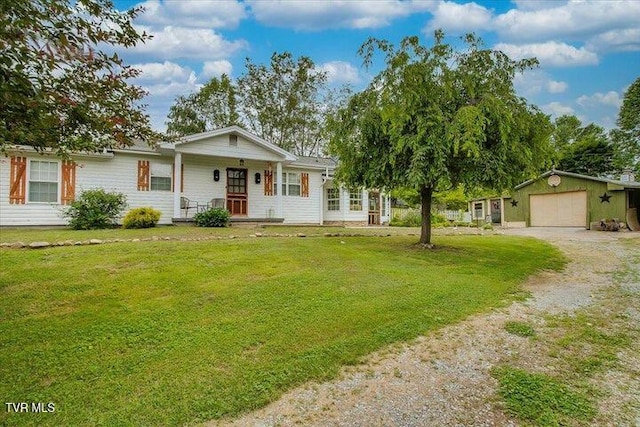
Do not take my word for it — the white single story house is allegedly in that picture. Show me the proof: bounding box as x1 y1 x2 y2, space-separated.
0 126 390 227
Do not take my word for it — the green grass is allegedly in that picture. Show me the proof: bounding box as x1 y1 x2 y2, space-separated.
0 234 564 426
491 366 596 426
504 321 536 338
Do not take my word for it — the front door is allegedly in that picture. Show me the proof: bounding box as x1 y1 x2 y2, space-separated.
368 192 380 225
490 199 502 224
226 168 247 215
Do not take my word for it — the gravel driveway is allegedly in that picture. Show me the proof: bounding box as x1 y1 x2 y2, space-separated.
209 228 640 427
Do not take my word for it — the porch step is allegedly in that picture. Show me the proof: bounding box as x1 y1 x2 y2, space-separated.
172 217 285 226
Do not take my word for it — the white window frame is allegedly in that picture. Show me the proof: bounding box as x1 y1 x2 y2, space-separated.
327 187 340 211
275 171 302 197
28 159 60 203
150 163 172 192
349 189 363 211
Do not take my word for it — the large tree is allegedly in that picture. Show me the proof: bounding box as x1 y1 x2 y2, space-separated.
328 32 553 246
612 76 640 173
1 0 161 155
552 116 615 176
166 74 239 137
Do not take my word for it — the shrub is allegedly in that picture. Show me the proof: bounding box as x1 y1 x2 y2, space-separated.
122 207 162 229
63 189 127 230
194 207 230 227
482 223 494 230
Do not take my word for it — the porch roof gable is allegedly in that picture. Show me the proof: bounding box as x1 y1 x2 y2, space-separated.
161 126 297 162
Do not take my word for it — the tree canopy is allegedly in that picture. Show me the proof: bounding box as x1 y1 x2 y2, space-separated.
166 74 239 136
166 52 333 156
551 115 615 176
1 0 161 156
328 32 553 245
613 76 640 173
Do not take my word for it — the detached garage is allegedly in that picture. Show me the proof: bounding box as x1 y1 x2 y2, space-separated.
504 170 640 230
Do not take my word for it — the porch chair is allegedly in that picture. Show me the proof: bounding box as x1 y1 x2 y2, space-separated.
180 196 198 217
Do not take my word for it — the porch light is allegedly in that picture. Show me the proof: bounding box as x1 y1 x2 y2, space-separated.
213 169 220 181
239 159 245 166
255 172 261 184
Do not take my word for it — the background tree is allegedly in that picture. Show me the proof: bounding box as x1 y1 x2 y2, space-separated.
612 76 640 174
1 0 161 155
328 32 552 246
551 116 615 176
165 52 330 156
166 74 238 136
238 52 328 156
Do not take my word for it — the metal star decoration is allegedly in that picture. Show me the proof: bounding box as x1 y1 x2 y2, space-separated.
599 193 611 203
511 200 518 207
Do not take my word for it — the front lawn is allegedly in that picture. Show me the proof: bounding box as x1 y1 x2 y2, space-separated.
0 235 564 426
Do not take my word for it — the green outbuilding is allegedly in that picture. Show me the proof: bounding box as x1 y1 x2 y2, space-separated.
503 169 640 230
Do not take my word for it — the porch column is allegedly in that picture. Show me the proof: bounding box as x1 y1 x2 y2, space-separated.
276 161 283 218
173 152 182 218
319 180 324 226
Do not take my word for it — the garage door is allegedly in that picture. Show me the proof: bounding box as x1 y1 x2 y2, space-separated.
530 191 587 227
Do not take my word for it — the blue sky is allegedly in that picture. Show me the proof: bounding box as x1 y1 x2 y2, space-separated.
111 0 640 132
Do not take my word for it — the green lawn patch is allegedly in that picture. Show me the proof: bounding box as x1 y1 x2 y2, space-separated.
504 321 536 338
491 366 596 425
0 235 563 426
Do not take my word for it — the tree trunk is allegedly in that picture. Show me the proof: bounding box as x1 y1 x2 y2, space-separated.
420 186 433 246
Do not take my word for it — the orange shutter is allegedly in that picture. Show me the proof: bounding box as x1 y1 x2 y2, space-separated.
61 160 77 205
264 170 273 196
137 160 150 191
9 156 27 204
301 173 309 197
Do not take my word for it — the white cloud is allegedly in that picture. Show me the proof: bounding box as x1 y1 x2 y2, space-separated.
201 60 233 79
513 70 568 95
547 80 568 94
424 1 493 33
494 41 598 67
494 0 640 42
542 101 575 117
317 61 362 84
135 0 246 29
248 0 434 31
586 28 640 52
132 61 192 83
130 62 198 97
130 26 247 60
576 91 622 108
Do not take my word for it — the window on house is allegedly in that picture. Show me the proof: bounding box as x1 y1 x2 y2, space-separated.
349 189 363 211
229 134 238 146
474 202 483 219
275 172 302 196
150 163 172 191
327 188 340 211
29 160 58 203
381 195 387 217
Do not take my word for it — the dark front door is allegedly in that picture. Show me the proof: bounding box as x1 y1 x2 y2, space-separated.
368 192 380 225
490 199 501 224
226 168 247 215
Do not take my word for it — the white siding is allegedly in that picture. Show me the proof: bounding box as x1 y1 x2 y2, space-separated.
323 185 368 223
177 135 284 162
0 152 174 226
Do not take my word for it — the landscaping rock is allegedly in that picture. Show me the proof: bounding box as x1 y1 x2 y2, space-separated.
29 241 51 249
132 238 140 242
0 243 11 248
63 240 74 246
74 241 83 245
89 239 103 245
297 233 306 237
255 232 263 237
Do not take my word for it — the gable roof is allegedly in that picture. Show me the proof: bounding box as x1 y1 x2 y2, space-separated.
516 169 640 190
161 125 297 162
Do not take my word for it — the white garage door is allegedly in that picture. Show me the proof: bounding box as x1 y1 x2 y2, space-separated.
530 191 587 227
